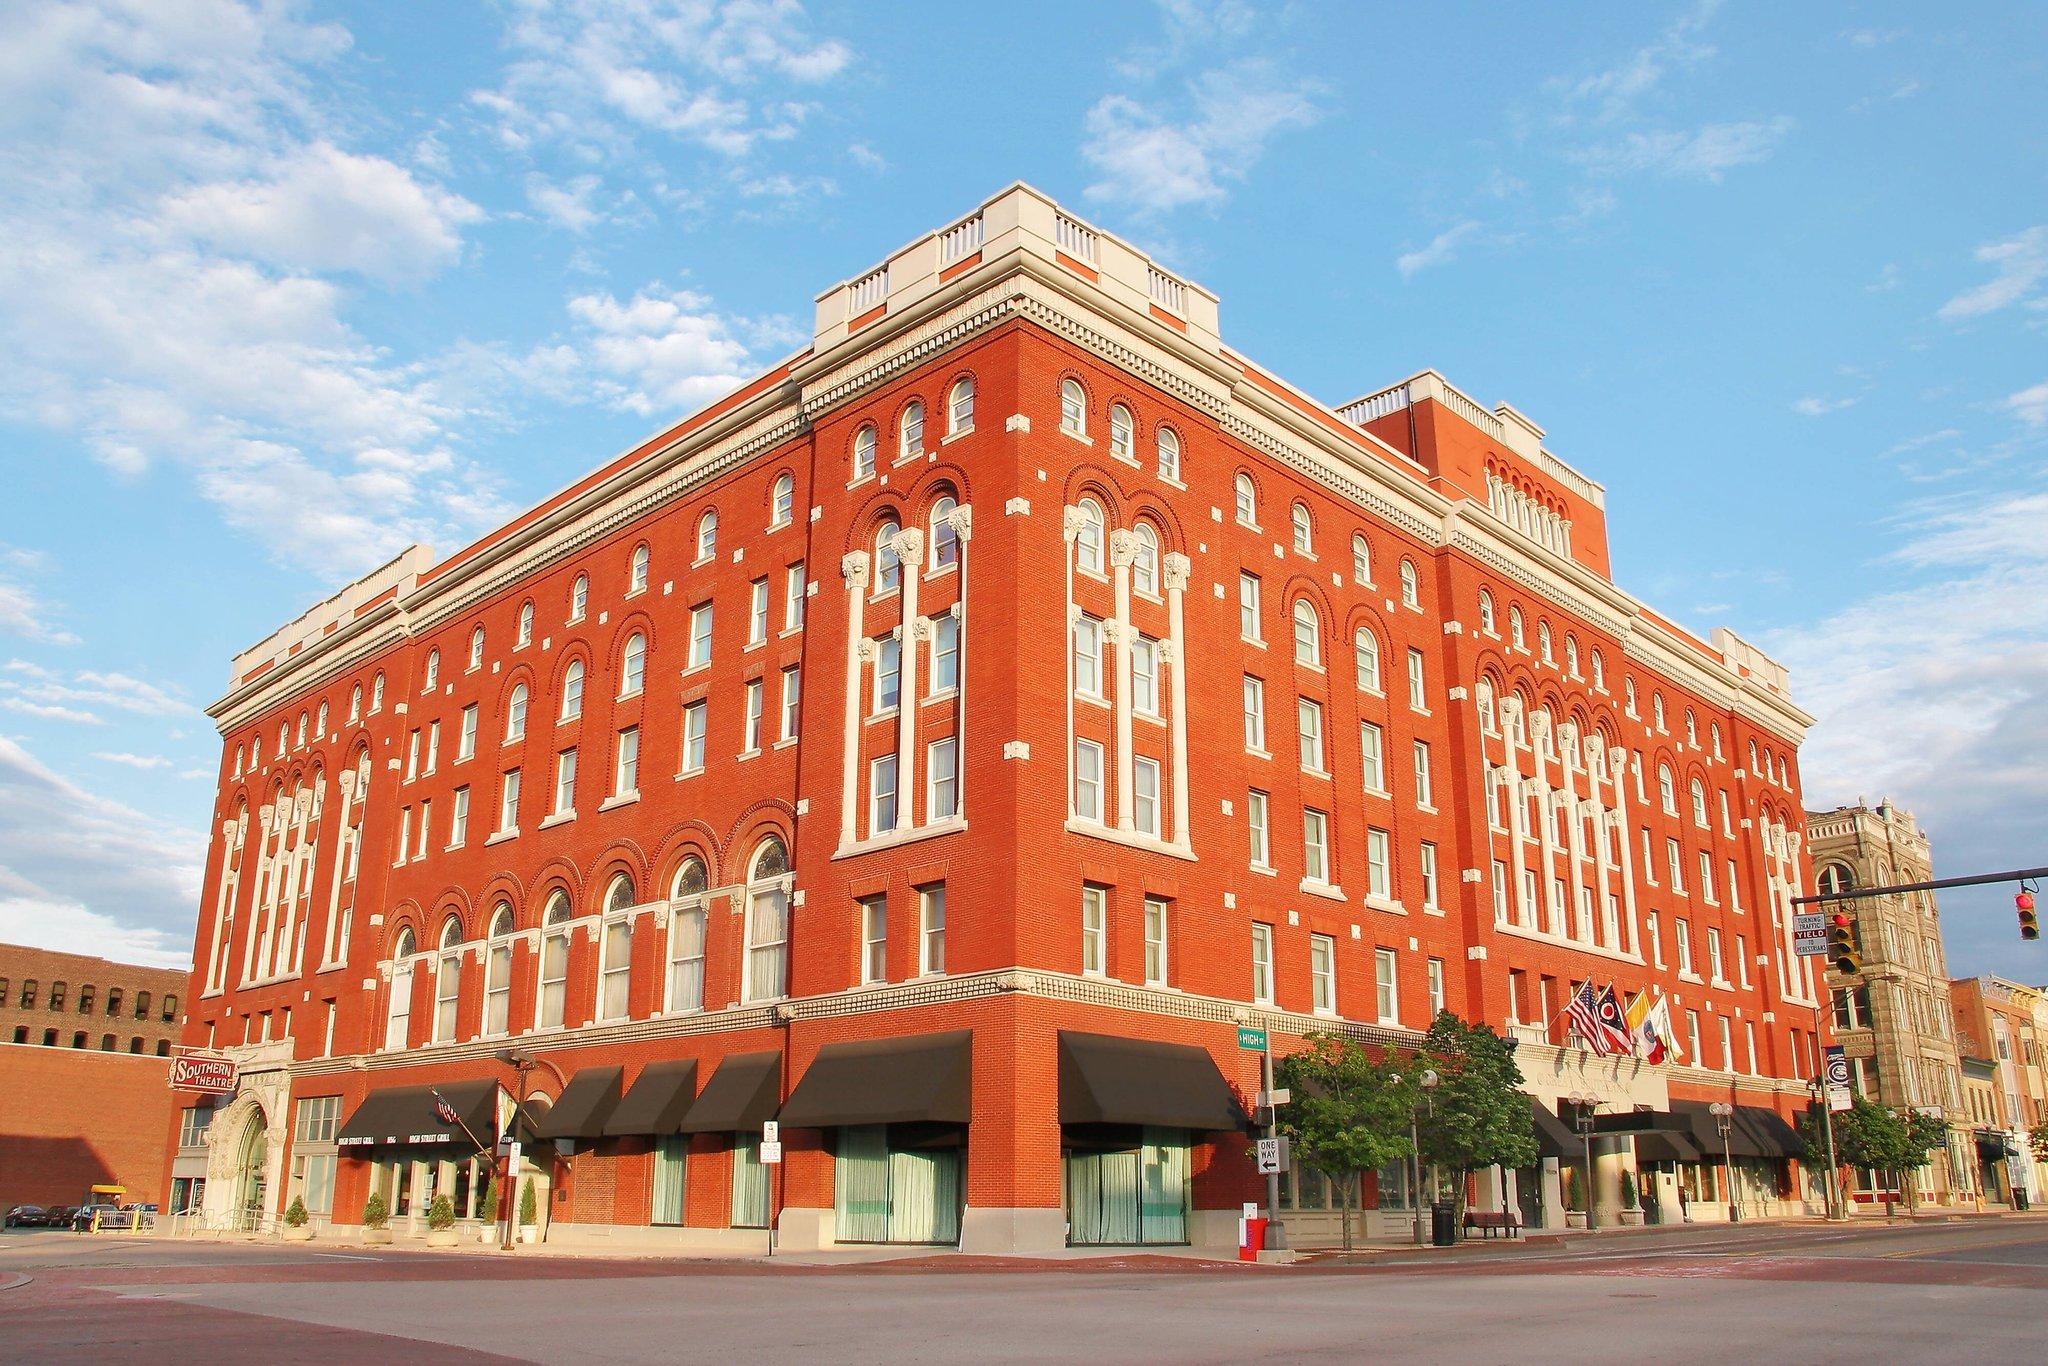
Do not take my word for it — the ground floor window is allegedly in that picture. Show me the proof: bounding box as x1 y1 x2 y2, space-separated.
1065 1127 1189 1246
833 1124 964 1245
731 1133 770 1228
652 1137 686 1226
290 1152 336 1216
169 1177 206 1215
367 1152 490 1220
1679 1162 1723 1204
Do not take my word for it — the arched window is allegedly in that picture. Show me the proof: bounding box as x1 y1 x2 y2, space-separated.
1710 723 1724 760
1109 403 1134 461
1816 865 1853 895
695 510 717 564
1749 740 1759 772
1690 778 1708 827
506 683 529 742
103 986 120 1016
771 473 795 528
537 892 571 1030
1291 502 1313 555
1538 622 1553 664
930 495 960 570
424 649 440 692
900 400 924 459
853 423 877 478
371 672 385 711
1591 649 1606 691
1354 627 1382 693
1060 379 1086 436
350 684 362 721
484 903 514 1036
1234 473 1257 526
1292 599 1321 667
743 836 792 1002
161 994 175 1021
560 660 584 721
435 916 462 1042
1509 606 1525 650
948 377 973 434
1658 763 1676 814
1478 590 1496 636
1075 500 1105 575
517 601 534 648
570 574 589 622
1685 709 1699 747
1477 677 1497 732
386 927 416 1050
598 873 635 1023
667 858 709 1013
628 542 650 592
1565 636 1580 677
1625 678 1638 715
316 701 328 738
1400 559 1419 609
875 519 902 593
1653 693 1667 731
1132 523 1159 596
1157 427 1181 481
620 633 646 697
1352 534 1371 586
297 711 308 746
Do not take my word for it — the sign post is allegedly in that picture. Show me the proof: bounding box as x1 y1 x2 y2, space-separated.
1241 1025 1283 1252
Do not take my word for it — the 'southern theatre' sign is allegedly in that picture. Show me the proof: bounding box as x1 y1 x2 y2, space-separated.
169 1052 238 1095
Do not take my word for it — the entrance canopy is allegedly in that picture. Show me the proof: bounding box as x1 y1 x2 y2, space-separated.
603 1060 699 1137
676 1051 781 1134
1058 1032 1246 1132
1530 1100 1586 1159
336 1079 501 1152
781 1032 972 1129
1592 1102 1798 1161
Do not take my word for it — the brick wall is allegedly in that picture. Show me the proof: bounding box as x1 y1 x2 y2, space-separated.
0 1044 174 1210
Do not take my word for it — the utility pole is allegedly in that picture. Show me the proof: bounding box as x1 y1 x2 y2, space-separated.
1262 1037 1285 1250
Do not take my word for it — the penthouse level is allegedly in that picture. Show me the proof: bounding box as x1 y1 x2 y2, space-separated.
178 184 1822 1254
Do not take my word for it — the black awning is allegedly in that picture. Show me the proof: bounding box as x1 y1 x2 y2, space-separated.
1531 1100 1586 1159
603 1060 699 1137
1058 1032 1247 1132
530 1066 624 1140
1735 1107 1805 1159
336 1079 500 1151
1633 1129 1701 1164
1976 1132 2016 1161
1670 1101 1767 1159
676 1051 782 1134
779 1031 971 1129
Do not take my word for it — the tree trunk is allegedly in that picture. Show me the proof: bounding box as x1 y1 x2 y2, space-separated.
1341 1172 1355 1252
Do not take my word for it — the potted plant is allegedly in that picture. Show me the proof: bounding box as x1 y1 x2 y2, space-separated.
479 1171 499 1244
425 1193 459 1247
1618 1171 1645 1226
1562 1167 1588 1229
518 1180 539 1244
281 1196 314 1242
361 1192 392 1245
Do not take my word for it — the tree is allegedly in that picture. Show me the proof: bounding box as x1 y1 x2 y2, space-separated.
1808 1099 1949 1213
481 1168 499 1224
1275 1031 1416 1251
518 1179 538 1229
283 1196 308 1229
2032 1128 2048 1165
427 1193 456 1232
1416 1012 1539 1217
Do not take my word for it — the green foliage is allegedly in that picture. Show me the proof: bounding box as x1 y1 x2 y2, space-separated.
1618 1169 1638 1210
481 1169 499 1223
1416 1012 1540 1205
427 1193 456 1231
1804 1099 1950 1211
518 1179 538 1227
283 1196 308 1229
2032 1128 2048 1165
362 1192 389 1229
1560 1164 1584 1212
1275 1031 1417 1251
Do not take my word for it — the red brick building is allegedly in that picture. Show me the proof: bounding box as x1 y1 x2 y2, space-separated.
172 186 1822 1250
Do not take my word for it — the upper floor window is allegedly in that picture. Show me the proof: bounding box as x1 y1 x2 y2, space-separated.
598 874 635 1023
1685 709 1699 746
506 683 528 742
743 836 792 1002
570 574 588 622
468 626 485 671
517 601 534 648
1352 533 1371 586
561 660 585 721
1291 502 1313 555
1538 622 1553 664
771 473 795 528
1625 677 1638 715
1075 500 1105 575
947 377 973 435
1653 693 1667 731
900 400 924 459
386 928 415 1049
1565 636 1580 677
1478 590 1496 635
1060 379 1086 436
630 543 650 593
1592 650 1606 690
537 894 571 1030
1690 778 1708 827
931 495 960 570
1509 606 1526 651
1399 559 1420 609
853 424 877 479
1658 763 1676 814
694 512 716 566
1234 473 1257 526
620 633 646 698
875 519 902 593
372 672 385 711
423 649 440 692
1132 523 1160 596
667 858 710 1013
1292 599 1321 667
349 684 362 722
1157 427 1181 481
1355 627 1382 693
1109 403 1134 461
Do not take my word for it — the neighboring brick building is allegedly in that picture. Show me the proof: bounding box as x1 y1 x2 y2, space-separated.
1950 976 2048 1207
0 942 187 1056
172 185 1822 1251
0 1039 174 1213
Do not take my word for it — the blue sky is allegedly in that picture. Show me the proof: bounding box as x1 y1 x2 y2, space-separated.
0 1 2042 979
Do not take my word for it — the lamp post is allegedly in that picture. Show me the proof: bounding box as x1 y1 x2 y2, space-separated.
494 1047 567 1251
1402 1069 1439 1245
1568 1091 1600 1230
1709 1102 1739 1222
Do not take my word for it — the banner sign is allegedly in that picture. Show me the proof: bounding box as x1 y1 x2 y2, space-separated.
169 1053 238 1096
1823 1045 1853 1113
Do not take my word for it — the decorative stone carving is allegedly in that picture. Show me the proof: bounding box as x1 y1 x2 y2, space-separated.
840 551 869 587
948 504 973 542
1107 528 1137 568
891 527 926 568
1161 552 1192 592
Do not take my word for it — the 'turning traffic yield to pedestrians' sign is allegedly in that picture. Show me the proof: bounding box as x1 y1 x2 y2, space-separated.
1792 913 1828 958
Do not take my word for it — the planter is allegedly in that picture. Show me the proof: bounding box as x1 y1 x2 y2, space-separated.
361 1226 393 1245
1564 1210 1588 1229
479 1226 498 1245
1617 1208 1645 1227
425 1229 459 1248
518 1225 538 1244
280 1227 315 1242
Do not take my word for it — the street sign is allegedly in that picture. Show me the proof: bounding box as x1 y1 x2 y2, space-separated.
1237 1026 1268 1051
1823 1045 1853 1112
762 1121 779 1144
1255 1137 1290 1175
1793 912 1828 958
760 1141 783 1165
168 1052 237 1095
1255 1088 1292 1108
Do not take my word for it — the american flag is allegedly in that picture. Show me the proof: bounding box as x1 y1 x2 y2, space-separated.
1565 981 1610 1055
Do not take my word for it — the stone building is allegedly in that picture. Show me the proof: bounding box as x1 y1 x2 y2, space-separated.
1950 976 2047 1208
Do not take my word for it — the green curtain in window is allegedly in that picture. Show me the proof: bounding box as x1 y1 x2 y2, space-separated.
888 1148 961 1244
1139 1128 1188 1244
1067 1149 1143 1245
731 1133 770 1228
653 1137 687 1226
836 1125 891 1242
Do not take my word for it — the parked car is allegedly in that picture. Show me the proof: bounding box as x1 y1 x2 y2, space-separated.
4 1205 47 1228
41 1206 73 1229
70 1203 121 1231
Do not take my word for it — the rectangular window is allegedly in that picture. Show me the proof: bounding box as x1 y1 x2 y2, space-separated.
497 770 520 833
1367 827 1391 901
1133 756 1161 836
1413 740 1432 807
869 753 898 832
1718 1016 1734 1073
1130 637 1160 716
1666 838 1684 890
1081 886 1107 976
1646 911 1663 968
785 563 806 631
1251 923 1274 1004
875 637 901 713
1603 893 1620 947
1493 861 1509 923
1736 934 1751 989
449 786 469 848
861 896 887 985
553 749 576 815
1729 859 1743 911
1427 957 1445 1019
458 704 478 761
920 884 946 975
780 666 801 741
681 700 707 773
1239 572 1262 642
688 603 713 669
394 806 411 864
666 905 706 1012
1375 948 1398 1024
1310 934 1336 1013
1303 808 1329 884
1676 918 1694 975
1360 721 1384 792
748 577 770 646
599 917 632 1022
406 728 420 781
1143 898 1169 985
1420 842 1439 912
1744 1022 1758 1074
1406 648 1426 710
928 736 959 820
930 614 960 694
652 1138 687 1226
1708 928 1725 982
1243 676 1266 752
743 679 764 753
1699 851 1715 902
610 726 639 798
1298 698 1324 772
1073 617 1103 698
1074 739 1104 822
1575 885 1593 941
1248 789 1270 868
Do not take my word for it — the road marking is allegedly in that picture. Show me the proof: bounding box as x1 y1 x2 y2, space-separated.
309 1252 380 1262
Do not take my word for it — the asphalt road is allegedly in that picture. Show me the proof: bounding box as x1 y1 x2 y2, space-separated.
4 1218 2045 1364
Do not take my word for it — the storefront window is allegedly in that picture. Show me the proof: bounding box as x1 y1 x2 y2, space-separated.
833 1125 962 1244
653 1137 687 1226
1066 1127 1188 1245
731 1134 770 1228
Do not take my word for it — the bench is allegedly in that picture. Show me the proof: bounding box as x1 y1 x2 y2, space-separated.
1462 1211 1522 1240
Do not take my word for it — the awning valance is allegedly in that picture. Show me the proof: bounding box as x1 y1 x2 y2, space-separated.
1058 1032 1247 1133
1670 1101 1768 1159
1735 1107 1805 1159
780 1031 972 1129
1632 1129 1701 1164
336 1079 500 1151
531 1066 624 1140
603 1060 699 1137
676 1051 781 1134
1531 1100 1586 1159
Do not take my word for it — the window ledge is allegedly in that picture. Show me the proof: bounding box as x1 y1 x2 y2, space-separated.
773 736 798 751
484 828 517 846
599 793 640 812
941 426 973 445
539 810 576 830
923 688 958 706
833 815 969 860
674 767 705 782
1246 748 1272 761
736 749 762 763
1364 895 1406 916
1251 863 1278 878
680 662 710 679
1062 819 1196 862
1300 880 1346 902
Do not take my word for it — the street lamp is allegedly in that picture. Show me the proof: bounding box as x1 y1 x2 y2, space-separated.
1709 1102 1739 1223
493 1047 567 1251
1567 1091 1600 1230
1395 1069 1439 1246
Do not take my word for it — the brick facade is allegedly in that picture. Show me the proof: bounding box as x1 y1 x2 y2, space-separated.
171 186 1824 1250
0 942 186 1056
0 1044 173 1211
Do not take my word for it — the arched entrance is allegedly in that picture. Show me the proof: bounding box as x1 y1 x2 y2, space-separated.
231 1108 270 1231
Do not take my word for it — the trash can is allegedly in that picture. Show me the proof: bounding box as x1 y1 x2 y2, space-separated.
1240 1217 1269 1261
1431 1201 1456 1246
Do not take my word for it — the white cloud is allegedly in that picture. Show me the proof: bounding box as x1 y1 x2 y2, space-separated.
2005 380 2048 427
526 173 608 232
94 751 174 770
0 573 79 646
0 662 196 724
1396 221 1484 278
1792 393 1859 416
1572 117 1794 181
548 286 771 417
1866 262 1902 293
1550 0 1721 124
1938 226 2048 321
846 142 887 173
0 734 203 964
1082 60 1321 215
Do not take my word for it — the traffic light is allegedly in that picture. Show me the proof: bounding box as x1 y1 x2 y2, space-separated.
2020 889 2039 942
1829 910 1861 976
